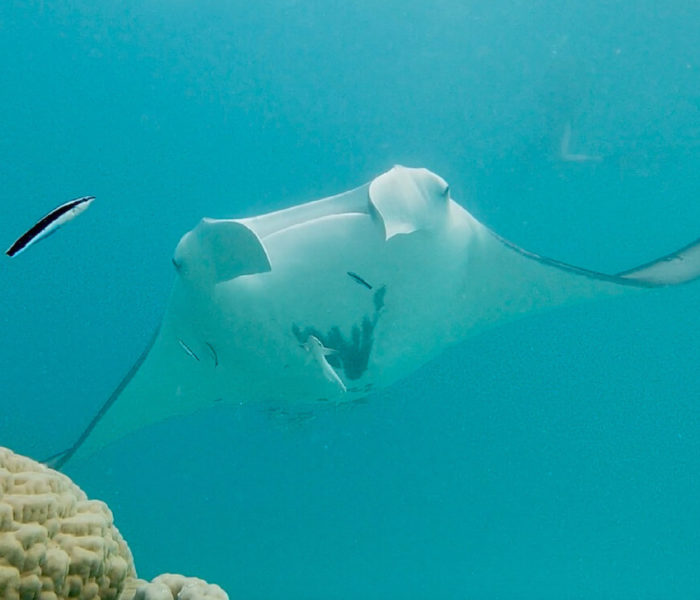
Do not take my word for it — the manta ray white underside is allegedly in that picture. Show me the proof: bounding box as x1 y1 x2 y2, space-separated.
51 165 700 467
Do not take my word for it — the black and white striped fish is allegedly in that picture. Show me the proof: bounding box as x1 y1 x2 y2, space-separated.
6 195 95 257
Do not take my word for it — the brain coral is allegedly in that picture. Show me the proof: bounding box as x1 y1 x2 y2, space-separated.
122 575 228 600
0 448 228 600
0 447 135 600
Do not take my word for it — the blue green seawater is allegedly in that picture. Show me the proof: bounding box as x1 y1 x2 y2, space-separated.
1 1 699 598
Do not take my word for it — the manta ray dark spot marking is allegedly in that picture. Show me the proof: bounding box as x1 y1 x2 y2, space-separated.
347 271 372 290
292 283 386 380
373 285 386 312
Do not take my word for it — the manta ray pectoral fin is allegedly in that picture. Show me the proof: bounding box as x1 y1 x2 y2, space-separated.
368 165 450 239
45 326 161 469
451 220 700 338
42 449 72 470
495 229 700 290
614 237 700 286
173 218 271 285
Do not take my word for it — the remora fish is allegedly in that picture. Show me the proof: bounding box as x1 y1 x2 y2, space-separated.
303 334 347 393
6 196 95 257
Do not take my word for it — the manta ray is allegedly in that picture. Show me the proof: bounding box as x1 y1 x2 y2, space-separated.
49 165 700 467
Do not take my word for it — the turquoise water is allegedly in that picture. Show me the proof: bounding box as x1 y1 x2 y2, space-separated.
1 1 700 597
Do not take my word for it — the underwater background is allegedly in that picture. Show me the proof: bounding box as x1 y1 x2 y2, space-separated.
1 0 700 598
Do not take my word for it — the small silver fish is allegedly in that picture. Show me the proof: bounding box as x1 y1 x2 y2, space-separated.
178 339 200 362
